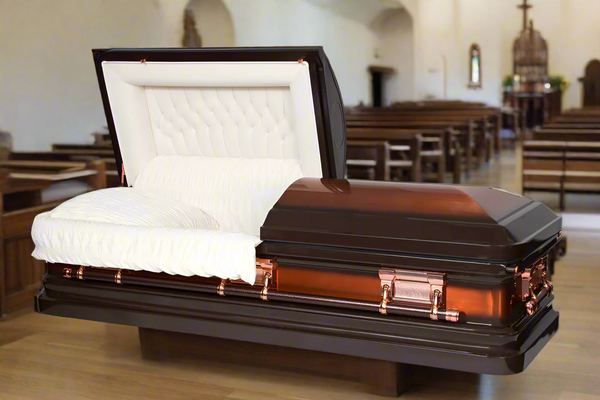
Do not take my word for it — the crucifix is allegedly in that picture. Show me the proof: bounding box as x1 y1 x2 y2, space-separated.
517 0 532 31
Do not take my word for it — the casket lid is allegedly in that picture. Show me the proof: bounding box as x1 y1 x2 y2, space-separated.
93 47 347 186
262 178 562 263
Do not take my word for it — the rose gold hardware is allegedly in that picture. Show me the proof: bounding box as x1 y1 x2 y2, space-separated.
525 283 539 315
121 163 125 187
543 271 554 296
63 268 72 278
430 289 441 321
217 279 226 296
261 273 271 301
379 284 390 315
114 270 122 285
255 258 276 286
444 309 460 323
516 256 553 316
378 268 459 322
76 266 85 280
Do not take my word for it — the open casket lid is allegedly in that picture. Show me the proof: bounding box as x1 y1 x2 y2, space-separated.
92 47 347 186
262 179 563 263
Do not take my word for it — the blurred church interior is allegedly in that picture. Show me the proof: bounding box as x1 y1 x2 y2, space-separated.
0 0 599 399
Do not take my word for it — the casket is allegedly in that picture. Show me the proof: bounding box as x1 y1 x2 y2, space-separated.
33 47 559 387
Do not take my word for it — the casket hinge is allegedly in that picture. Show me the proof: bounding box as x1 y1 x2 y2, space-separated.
255 258 276 287
378 268 459 322
261 272 271 301
516 256 553 315
114 270 122 285
217 279 226 296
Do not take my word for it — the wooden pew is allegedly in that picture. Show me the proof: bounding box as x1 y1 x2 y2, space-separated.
10 150 119 187
0 160 106 317
532 128 600 142
346 139 420 182
348 106 500 158
346 112 487 168
346 118 470 179
543 123 600 130
523 141 600 210
347 128 447 183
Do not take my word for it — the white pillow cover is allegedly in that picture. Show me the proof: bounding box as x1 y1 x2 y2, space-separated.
47 187 219 230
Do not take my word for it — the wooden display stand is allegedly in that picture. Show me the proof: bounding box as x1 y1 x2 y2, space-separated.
139 328 412 398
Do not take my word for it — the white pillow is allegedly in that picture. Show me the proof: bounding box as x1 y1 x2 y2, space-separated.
133 156 303 235
48 187 219 230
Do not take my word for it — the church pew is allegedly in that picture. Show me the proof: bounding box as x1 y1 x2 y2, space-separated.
347 128 448 183
347 107 500 157
52 144 114 154
346 118 472 178
345 110 489 162
0 160 107 316
522 141 600 210
543 123 600 130
551 115 600 124
346 139 421 182
390 100 488 108
10 151 119 187
532 128 600 142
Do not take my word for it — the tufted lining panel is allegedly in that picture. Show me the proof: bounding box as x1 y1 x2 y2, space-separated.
101 61 323 184
145 87 298 160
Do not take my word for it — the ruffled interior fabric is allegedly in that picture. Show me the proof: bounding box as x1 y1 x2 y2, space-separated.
31 156 303 284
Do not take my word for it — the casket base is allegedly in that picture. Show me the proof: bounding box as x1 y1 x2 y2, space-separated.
35 271 558 379
138 327 412 397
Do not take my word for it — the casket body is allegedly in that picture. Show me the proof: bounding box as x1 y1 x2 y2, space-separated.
34 47 559 377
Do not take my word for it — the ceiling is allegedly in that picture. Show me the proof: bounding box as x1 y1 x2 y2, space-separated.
304 0 403 26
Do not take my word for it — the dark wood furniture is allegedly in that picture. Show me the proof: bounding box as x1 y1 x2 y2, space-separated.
579 60 600 107
522 108 600 209
347 128 447 183
523 141 600 210
139 328 411 397
346 139 421 182
0 160 106 317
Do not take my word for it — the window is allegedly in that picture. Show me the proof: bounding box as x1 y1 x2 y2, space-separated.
469 44 482 89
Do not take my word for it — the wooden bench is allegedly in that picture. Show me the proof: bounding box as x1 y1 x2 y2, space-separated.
346 118 472 176
346 139 420 182
10 150 119 187
532 128 600 142
0 159 107 316
346 113 486 170
523 140 600 210
347 128 447 183
347 106 499 158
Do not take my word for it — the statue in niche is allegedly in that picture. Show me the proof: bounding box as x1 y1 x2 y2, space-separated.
182 9 202 48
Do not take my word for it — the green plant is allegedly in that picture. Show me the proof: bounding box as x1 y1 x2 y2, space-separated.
548 75 570 91
502 75 514 89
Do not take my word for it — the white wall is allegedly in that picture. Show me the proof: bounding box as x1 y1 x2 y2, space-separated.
409 0 600 108
0 0 378 150
372 8 414 104
223 0 377 106
187 0 235 47
0 0 172 151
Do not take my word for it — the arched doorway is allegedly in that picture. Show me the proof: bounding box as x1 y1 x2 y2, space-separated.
370 7 415 105
579 59 600 107
185 0 235 47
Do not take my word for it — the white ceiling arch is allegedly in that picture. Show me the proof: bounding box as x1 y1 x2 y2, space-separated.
303 0 411 26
